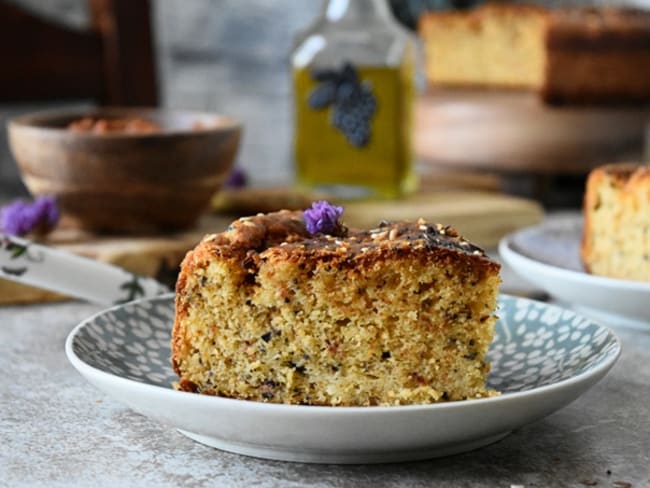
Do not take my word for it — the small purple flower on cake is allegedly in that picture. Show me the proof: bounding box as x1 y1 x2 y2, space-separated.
303 200 344 235
0 196 59 236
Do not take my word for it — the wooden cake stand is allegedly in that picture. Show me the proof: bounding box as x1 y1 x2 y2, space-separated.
415 90 648 174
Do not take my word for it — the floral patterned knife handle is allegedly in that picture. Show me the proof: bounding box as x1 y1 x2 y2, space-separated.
0 233 170 306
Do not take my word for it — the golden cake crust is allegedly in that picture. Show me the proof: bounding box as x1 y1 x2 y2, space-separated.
419 4 547 30
191 211 495 266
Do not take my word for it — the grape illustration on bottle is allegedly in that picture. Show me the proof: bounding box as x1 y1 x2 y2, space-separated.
308 63 377 148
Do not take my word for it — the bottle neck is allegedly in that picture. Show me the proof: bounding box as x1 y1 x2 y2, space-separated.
321 0 393 23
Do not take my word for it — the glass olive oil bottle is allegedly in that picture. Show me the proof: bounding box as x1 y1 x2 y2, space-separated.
292 0 417 199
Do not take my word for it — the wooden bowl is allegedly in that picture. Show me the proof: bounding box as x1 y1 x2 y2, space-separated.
8 107 241 233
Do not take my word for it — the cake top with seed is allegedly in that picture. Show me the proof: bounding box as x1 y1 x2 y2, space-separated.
597 163 650 187
200 208 497 272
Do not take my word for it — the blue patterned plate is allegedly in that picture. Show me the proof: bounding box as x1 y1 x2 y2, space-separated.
66 293 620 464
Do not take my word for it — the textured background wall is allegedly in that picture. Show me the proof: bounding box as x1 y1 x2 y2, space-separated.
0 0 648 198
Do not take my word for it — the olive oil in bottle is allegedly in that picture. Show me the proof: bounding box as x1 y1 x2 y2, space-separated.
292 0 417 199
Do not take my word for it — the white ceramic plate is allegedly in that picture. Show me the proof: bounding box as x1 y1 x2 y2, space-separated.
66 293 619 464
499 215 650 329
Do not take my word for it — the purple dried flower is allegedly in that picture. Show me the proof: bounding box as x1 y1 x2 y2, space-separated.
0 196 59 236
303 200 344 235
224 167 248 189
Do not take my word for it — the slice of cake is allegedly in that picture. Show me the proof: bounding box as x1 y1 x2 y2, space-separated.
418 4 547 89
582 164 650 282
418 4 650 104
172 202 501 406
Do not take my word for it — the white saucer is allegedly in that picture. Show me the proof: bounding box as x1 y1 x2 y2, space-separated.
499 215 650 328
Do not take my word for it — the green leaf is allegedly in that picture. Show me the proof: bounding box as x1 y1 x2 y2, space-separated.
7 242 27 259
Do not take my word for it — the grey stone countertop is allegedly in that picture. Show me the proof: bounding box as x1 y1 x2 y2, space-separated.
1 281 649 487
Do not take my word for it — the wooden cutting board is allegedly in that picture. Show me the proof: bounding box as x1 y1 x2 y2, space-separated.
0 189 542 305
344 191 542 244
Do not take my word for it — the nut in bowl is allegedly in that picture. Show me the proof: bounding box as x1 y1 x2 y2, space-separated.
8 107 242 233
